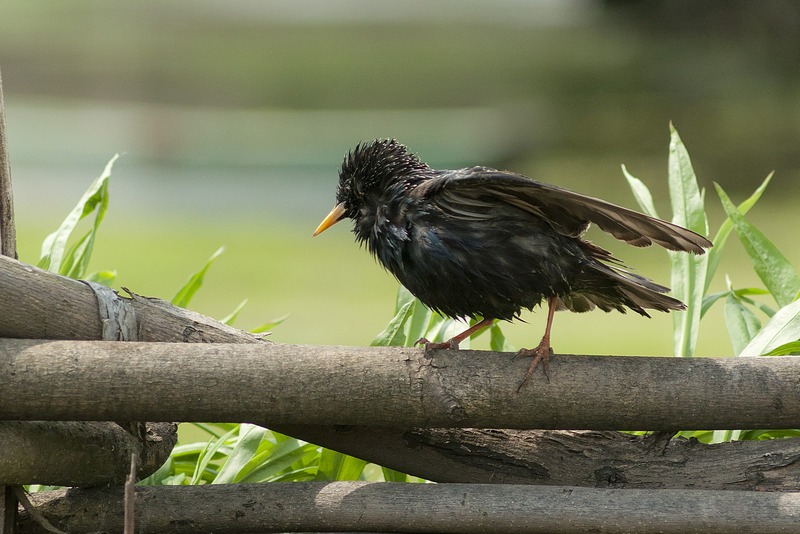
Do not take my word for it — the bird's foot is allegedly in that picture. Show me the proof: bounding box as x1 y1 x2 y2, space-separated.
415 337 459 350
515 341 553 392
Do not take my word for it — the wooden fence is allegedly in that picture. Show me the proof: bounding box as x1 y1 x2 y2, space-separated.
1 68 800 533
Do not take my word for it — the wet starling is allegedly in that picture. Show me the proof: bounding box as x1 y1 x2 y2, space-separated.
314 139 712 389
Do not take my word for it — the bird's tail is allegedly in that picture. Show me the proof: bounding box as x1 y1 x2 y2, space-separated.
558 255 685 318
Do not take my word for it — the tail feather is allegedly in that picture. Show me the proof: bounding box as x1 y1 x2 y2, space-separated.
560 261 685 317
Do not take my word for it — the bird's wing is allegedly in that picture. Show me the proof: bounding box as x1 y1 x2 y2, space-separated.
414 167 712 254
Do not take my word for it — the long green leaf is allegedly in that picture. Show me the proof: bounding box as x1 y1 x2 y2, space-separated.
405 298 434 347
316 449 368 481
621 165 659 218
240 445 318 483
381 467 409 482
667 124 709 357
739 298 800 356
211 424 267 484
371 298 414 346
715 183 800 308
250 313 290 334
39 154 118 274
705 173 773 292
171 246 225 308
189 426 238 485
724 294 762 355
220 299 248 326
764 341 800 356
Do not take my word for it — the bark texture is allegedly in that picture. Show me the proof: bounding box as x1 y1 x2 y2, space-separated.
17 482 800 534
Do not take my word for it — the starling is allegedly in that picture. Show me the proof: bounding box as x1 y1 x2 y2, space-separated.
314 139 712 389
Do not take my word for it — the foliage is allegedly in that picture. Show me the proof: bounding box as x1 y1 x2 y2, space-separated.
623 125 800 443
37 154 118 284
370 285 514 351
139 424 383 485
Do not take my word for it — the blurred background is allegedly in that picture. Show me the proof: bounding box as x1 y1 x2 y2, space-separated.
3 0 799 356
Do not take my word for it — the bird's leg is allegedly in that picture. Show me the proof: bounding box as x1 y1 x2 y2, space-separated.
516 296 558 391
416 317 494 350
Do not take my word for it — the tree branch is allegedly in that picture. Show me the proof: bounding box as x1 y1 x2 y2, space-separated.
0 255 258 343
1 338 800 430
17 482 800 534
273 425 800 491
0 422 176 487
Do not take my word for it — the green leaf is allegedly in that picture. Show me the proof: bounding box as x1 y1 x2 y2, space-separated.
490 322 515 352
705 173 773 292
395 284 416 313
381 467 409 482
405 297 434 347
316 449 368 481
764 341 800 356
138 457 175 486
710 429 741 444
86 270 117 286
189 425 239 485
39 154 117 275
240 451 317 482
440 318 469 348
667 124 709 357
739 298 800 356
704 287 773 319
212 424 267 484
621 164 659 218
715 183 800 308
724 293 762 355
171 246 225 308
668 124 708 235
371 298 414 346
160 473 187 486
250 313 290 334
220 299 248 326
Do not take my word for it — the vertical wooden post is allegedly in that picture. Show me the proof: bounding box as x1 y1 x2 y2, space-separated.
0 486 17 534
0 65 19 533
0 66 17 259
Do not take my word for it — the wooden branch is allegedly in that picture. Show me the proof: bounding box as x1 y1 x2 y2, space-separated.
0 254 257 343
2 338 800 430
274 425 800 491
0 68 16 259
0 422 176 486
18 482 800 534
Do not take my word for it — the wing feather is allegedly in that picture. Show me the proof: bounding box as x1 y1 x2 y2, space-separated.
415 167 712 254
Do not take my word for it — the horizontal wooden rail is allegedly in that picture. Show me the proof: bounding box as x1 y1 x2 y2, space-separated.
20 482 800 534
2 338 799 430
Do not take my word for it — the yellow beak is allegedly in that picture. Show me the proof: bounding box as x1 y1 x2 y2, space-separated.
313 203 346 236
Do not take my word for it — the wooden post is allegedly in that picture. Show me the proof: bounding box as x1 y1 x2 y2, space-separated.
0 65 18 533
0 67 16 259
0 486 17 534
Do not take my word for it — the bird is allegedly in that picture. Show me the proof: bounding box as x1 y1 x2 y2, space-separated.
314 139 712 390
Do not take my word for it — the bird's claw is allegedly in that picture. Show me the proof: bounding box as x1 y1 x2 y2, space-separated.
515 342 553 392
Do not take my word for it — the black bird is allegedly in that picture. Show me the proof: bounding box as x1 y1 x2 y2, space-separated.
314 139 712 389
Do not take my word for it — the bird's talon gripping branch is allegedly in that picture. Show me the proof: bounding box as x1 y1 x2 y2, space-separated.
516 344 553 392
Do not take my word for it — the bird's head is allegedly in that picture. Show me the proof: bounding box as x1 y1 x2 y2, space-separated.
313 139 430 236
